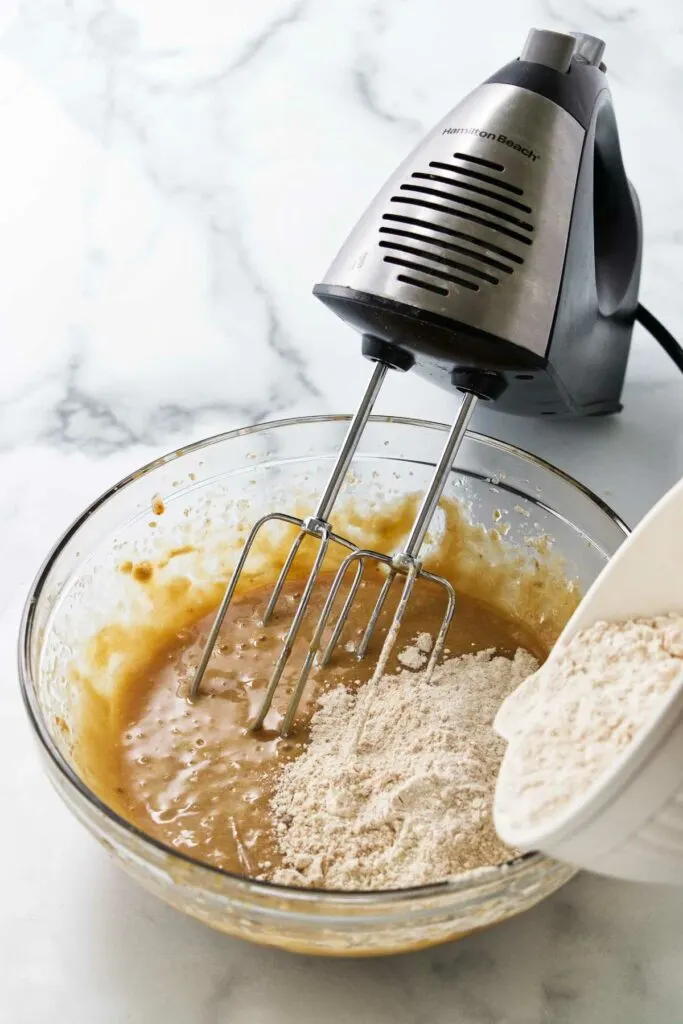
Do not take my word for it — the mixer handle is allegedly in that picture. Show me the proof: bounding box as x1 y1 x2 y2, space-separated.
591 98 641 317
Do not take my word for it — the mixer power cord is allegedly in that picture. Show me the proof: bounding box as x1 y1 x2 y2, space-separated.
636 304 683 374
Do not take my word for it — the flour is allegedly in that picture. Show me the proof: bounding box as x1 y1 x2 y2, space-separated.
415 632 434 654
397 646 426 670
494 615 683 834
396 632 435 670
269 644 537 890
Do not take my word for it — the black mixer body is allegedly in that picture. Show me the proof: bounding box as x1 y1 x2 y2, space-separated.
314 29 642 418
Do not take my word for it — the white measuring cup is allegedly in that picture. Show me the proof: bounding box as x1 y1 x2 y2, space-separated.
493 476 683 884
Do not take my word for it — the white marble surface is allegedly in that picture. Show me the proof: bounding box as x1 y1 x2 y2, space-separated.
2 1 683 1020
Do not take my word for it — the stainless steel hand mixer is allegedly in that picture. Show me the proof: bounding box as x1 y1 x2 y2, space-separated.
190 28 643 733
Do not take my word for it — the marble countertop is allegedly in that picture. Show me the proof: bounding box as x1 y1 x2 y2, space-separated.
3 1 683 1021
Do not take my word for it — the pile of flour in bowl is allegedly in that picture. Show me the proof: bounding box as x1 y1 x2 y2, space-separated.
268 641 537 890
494 614 683 835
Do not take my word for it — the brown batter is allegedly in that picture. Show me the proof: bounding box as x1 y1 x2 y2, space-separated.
73 496 578 884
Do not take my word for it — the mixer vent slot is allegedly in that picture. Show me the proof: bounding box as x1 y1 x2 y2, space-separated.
453 151 504 172
383 255 479 292
431 160 524 196
395 274 448 297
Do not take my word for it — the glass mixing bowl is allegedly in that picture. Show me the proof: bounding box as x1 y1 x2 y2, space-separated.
19 416 628 957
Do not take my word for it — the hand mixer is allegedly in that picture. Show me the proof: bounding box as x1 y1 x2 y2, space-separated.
191 27 683 735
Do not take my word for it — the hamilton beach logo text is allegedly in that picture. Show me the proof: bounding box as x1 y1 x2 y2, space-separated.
442 127 539 162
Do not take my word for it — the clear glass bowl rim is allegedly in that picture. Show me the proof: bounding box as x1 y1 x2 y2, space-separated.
18 413 629 908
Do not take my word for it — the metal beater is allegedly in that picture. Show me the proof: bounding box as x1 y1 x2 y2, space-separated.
190 363 476 733
189 359 388 706
191 28 645 733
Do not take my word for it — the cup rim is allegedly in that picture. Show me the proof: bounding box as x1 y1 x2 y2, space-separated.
18 413 629 905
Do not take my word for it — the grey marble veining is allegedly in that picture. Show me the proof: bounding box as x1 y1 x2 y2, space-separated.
2 1 683 1021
